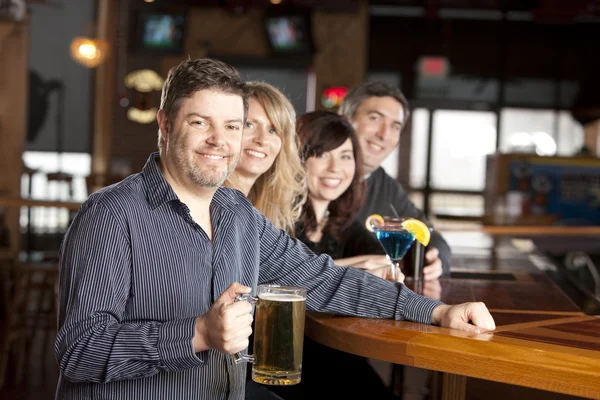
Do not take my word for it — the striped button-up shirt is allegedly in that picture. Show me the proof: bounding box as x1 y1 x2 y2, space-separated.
55 152 442 400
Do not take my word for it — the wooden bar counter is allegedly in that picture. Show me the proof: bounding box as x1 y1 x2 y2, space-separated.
305 237 600 399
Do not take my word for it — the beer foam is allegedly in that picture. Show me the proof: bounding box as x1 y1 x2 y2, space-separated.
258 293 305 302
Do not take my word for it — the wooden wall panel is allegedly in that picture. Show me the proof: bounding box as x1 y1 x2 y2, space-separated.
91 0 119 186
313 0 368 111
0 18 29 252
161 8 271 78
184 8 270 59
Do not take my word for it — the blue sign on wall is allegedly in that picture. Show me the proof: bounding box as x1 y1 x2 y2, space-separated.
508 160 600 225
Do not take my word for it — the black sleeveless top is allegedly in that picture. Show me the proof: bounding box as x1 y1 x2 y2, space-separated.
294 220 385 259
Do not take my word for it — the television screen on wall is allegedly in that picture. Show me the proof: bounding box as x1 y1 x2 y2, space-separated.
135 11 186 54
265 14 314 56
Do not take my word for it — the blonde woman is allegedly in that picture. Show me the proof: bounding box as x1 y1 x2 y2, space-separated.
225 81 306 234
225 81 306 400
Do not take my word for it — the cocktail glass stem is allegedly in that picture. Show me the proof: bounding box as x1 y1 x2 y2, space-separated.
390 261 399 281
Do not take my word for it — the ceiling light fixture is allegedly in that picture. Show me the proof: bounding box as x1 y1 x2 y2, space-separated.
70 36 108 68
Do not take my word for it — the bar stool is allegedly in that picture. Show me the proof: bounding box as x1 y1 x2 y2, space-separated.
0 247 17 320
0 261 58 389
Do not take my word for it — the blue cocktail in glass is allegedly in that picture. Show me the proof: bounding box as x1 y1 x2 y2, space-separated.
372 217 415 281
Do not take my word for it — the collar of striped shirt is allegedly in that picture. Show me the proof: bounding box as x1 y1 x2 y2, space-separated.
141 152 241 212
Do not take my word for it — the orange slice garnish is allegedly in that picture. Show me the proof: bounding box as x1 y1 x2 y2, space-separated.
365 214 384 232
401 218 431 246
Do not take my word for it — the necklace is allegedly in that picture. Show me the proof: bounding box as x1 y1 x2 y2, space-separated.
317 210 330 230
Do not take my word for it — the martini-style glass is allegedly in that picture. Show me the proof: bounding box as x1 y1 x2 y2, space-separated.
371 217 415 281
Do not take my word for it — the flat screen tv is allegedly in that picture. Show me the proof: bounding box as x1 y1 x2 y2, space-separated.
135 11 186 54
264 14 314 56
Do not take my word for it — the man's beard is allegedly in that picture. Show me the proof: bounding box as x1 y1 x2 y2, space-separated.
170 139 240 188
186 158 237 188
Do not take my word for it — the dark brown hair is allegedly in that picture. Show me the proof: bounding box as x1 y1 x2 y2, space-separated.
158 57 248 151
339 81 410 130
296 111 365 241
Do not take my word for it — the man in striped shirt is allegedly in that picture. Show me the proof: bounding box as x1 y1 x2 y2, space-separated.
55 58 495 400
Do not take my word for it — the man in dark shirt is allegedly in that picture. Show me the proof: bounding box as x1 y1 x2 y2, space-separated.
55 58 495 400
339 82 450 280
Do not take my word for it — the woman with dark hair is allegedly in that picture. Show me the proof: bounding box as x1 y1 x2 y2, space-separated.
294 111 399 275
269 111 402 400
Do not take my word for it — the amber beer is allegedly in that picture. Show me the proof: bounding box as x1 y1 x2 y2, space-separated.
252 288 306 385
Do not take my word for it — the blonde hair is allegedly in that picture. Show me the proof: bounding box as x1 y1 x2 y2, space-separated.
226 81 306 234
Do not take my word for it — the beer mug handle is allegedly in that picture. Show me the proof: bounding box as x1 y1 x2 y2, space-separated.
233 293 257 364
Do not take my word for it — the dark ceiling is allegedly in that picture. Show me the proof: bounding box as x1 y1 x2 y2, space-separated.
370 0 600 21
157 0 600 18
135 0 600 118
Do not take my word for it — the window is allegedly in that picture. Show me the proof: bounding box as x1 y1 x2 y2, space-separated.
499 108 584 156
409 108 430 188
21 151 91 232
430 110 497 191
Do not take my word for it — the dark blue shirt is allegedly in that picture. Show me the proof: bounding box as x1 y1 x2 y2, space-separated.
55 153 442 400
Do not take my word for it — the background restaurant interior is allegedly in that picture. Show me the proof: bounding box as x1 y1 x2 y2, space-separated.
1 0 600 399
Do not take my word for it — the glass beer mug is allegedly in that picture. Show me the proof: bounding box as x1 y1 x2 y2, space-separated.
234 284 307 385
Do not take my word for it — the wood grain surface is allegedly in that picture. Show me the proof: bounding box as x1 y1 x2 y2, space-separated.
306 312 600 398
306 246 600 399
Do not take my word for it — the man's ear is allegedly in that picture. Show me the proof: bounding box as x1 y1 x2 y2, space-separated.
157 109 170 140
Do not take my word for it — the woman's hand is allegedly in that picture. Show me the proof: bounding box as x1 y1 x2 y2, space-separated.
422 279 442 300
334 255 405 283
423 247 443 281
368 264 405 283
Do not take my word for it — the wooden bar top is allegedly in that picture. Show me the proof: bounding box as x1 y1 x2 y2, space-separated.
306 309 599 398
305 239 600 399
412 273 581 313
